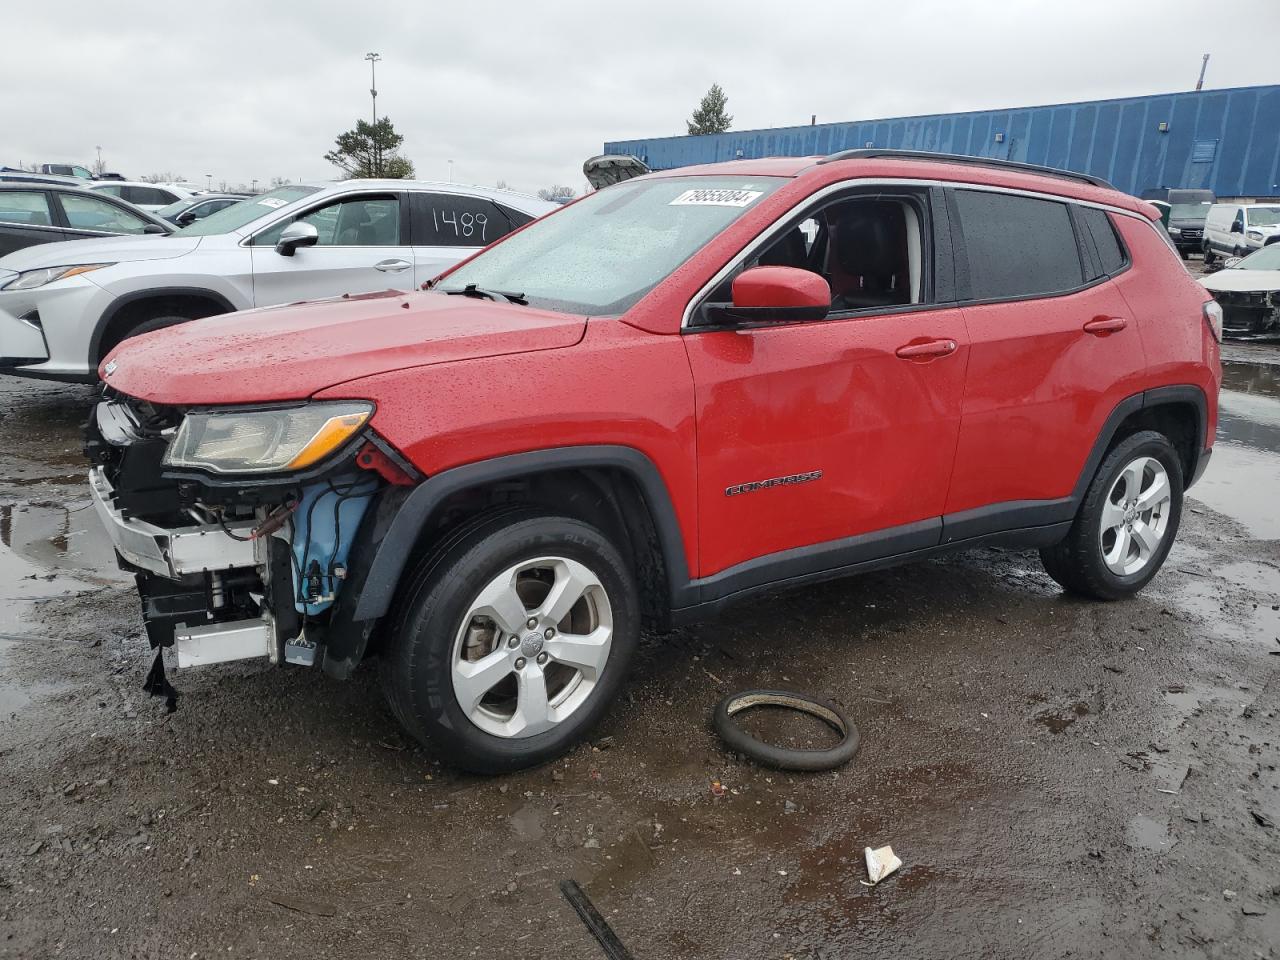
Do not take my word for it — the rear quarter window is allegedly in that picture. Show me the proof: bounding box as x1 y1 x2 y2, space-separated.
1078 206 1128 277
952 190 1083 300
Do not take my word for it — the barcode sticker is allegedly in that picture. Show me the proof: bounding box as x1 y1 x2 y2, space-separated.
669 188 763 208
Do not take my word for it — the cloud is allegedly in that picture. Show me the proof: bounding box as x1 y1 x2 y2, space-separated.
2 0 1276 194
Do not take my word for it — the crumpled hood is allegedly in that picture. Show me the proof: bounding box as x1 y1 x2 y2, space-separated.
103 289 588 405
1202 269 1280 293
0 234 201 272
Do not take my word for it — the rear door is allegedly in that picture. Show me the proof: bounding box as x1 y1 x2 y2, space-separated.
248 191 416 306
943 189 1145 538
0 190 66 255
410 192 530 287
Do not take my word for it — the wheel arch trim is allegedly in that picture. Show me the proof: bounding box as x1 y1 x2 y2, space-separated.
90 286 236 366
350 445 694 622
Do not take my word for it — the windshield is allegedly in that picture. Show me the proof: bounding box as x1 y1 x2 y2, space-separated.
439 176 785 314
156 198 197 218
1245 207 1280 227
1232 244 1280 271
174 185 319 236
1170 202 1210 220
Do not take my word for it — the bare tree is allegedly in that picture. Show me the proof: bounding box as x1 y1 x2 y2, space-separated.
537 185 576 202
141 172 184 184
496 179 514 191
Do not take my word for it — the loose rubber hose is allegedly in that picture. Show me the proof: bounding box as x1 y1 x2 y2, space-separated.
712 689 860 772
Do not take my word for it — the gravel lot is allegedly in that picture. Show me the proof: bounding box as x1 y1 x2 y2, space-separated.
0 339 1277 959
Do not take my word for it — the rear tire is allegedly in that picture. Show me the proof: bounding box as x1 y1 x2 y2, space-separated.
1202 243 1216 266
1039 430 1183 601
380 509 640 774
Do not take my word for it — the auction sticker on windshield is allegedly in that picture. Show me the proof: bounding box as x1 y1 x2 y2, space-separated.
669 188 763 207
258 198 289 208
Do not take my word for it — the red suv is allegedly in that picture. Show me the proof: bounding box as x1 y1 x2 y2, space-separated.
87 151 1222 772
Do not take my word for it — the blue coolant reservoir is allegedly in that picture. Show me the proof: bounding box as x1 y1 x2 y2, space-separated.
291 479 378 615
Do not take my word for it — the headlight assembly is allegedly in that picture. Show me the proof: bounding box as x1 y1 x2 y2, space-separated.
1247 230 1264 242
163 402 373 475
0 263 114 291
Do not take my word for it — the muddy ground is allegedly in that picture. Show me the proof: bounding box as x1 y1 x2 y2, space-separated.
0 347 1278 960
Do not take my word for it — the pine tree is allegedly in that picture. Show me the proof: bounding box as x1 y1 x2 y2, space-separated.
687 84 733 135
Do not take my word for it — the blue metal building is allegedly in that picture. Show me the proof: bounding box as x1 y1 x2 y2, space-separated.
604 84 1280 199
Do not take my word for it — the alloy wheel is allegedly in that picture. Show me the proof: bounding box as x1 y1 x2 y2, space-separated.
1099 456 1172 576
449 556 613 738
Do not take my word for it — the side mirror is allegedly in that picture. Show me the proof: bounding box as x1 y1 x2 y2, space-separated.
175 211 198 226
702 266 830 325
1230 221 1244 234
143 223 167 234
275 221 319 257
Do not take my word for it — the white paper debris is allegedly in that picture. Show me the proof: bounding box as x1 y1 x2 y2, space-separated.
863 844 902 885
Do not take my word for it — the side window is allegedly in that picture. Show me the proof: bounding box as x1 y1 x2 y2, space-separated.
414 193 512 247
0 191 54 227
496 204 534 230
253 195 402 247
1077 207 1127 278
952 190 1082 300
93 184 123 197
124 186 172 206
58 194 149 234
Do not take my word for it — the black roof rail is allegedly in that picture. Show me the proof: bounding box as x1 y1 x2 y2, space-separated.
816 149 1117 190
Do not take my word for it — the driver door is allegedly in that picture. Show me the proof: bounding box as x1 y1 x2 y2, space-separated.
248 192 415 306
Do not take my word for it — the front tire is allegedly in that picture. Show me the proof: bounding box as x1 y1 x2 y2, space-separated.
1040 431 1184 600
1202 243 1216 266
381 509 639 774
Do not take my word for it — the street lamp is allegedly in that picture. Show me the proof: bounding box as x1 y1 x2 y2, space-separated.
205 174 212 190
95 145 103 175
365 52 381 128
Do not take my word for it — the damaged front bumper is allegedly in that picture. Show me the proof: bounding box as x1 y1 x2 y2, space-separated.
86 394 409 677
1212 289 1280 339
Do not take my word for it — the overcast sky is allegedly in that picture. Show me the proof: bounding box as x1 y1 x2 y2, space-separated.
2 0 1277 195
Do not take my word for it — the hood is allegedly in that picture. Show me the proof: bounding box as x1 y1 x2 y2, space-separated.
1202 269 1280 293
103 289 588 405
0 234 201 272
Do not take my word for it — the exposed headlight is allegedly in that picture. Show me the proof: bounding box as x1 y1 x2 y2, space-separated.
0 263 114 291
163 402 373 475
1167 226 1182 235
1247 230 1264 241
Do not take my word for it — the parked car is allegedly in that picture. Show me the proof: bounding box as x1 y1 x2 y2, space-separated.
84 150 1221 772
1202 202 1280 263
0 182 172 257
39 163 96 180
155 193 251 227
87 181 195 211
0 180 553 381
0 169 85 187
1201 242 1280 338
1140 187 1214 258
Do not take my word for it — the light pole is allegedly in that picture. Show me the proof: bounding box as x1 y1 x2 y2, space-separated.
365 52 381 127
251 179 258 193
448 160 454 183
205 174 212 190
95 145 102 174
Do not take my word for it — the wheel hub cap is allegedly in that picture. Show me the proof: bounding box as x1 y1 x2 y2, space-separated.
1100 456 1172 577
520 631 546 658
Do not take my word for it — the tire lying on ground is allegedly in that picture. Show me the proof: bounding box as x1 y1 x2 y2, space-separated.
713 689 860 772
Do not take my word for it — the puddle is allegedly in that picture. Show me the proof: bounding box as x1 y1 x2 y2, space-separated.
1190 362 1280 540
1124 815 1175 854
1034 701 1090 734
0 499 128 632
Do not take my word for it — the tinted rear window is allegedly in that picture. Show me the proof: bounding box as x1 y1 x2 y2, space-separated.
953 190 1083 300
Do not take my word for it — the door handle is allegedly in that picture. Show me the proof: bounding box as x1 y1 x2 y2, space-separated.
374 258 412 273
1083 316 1128 336
895 338 958 360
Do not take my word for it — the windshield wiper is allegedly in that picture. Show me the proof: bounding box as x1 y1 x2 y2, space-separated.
443 283 528 305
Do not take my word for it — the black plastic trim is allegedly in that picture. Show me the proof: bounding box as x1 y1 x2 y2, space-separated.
350 445 694 621
90 286 236 369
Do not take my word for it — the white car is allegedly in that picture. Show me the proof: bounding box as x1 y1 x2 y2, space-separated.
87 181 197 212
1201 243 1280 339
0 180 554 381
1202 202 1280 264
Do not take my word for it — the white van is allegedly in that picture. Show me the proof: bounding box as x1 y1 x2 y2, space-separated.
1202 202 1280 263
